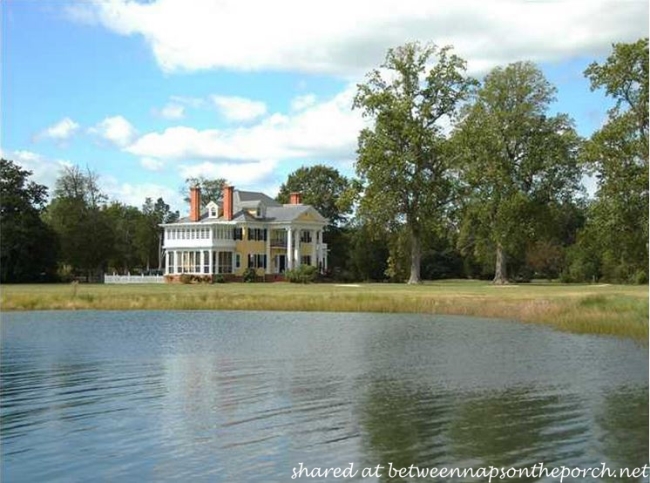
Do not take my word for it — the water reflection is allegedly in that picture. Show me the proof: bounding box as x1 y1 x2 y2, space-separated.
1 311 647 482
597 387 649 476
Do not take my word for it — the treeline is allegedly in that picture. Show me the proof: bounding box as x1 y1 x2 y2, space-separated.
1 163 178 282
1 38 647 284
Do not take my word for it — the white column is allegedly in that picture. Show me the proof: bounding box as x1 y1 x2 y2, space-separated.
311 230 317 267
215 251 220 274
294 229 300 267
265 229 271 274
208 249 213 274
287 228 293 270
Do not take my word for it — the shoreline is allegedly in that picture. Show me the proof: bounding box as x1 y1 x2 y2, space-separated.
1 281 647 341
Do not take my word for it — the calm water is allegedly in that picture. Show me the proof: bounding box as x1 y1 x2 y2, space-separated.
1 311 647 482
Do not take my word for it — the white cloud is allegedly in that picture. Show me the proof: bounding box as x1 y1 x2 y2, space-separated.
67 0 648 77
102 175 185 211
290 94 317 111
170 95 207 109
211 96 267 122
158 103 185 120
88 115 137 147
127 84 364 163
140 157 165 171
7 150 73 191
39 117 80 142
179 159 278 188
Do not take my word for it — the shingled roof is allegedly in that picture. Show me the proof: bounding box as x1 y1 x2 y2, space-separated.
169 189 327 224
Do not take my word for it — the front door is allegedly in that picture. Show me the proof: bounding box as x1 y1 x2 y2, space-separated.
277 254 286 273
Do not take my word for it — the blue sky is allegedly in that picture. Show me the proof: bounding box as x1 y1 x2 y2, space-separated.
2 0 648 213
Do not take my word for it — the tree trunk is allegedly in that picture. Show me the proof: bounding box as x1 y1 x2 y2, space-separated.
493 243 508 284
407 228 421 284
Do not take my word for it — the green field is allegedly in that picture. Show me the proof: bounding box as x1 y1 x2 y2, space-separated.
1 281 648 340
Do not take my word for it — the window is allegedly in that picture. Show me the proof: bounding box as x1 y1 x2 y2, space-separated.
218 251 233 274
194 251 201 273
247 228 267 241
301 255 311 266
271 230 286 247
209 205 218 218
235 254 241 269
203 251 210 273
248 254 267 269
233 228 243 240
300 230 312 243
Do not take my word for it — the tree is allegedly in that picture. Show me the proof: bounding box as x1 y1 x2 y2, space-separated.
276 165 354 226
136 197 179 271
47 165 114 279
354 42 477 284
454 62 582 283
579 38 648 282
105 202 142 273
182 176 226 207
0 159 58 282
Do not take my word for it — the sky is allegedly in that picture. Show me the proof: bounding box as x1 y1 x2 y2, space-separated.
2 0 648 214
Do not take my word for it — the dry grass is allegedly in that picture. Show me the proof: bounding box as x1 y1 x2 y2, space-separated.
1 281 647 340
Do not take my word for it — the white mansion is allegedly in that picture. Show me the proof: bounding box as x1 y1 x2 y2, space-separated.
161 186 328 279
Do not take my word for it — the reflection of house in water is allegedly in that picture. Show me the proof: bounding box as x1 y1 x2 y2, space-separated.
161 186 328 279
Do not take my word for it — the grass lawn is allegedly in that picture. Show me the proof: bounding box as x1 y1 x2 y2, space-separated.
1 280 648 340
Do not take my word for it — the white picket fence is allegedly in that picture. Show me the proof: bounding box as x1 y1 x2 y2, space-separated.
104 274 165 284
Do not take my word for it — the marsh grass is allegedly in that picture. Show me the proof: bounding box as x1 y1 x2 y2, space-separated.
1 281 647 340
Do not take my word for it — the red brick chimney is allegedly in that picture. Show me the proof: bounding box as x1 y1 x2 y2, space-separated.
189 186 201 222
223 185 234 220
289 192 302 205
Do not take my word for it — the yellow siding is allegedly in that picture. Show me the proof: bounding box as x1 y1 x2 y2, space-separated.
233 238 266 275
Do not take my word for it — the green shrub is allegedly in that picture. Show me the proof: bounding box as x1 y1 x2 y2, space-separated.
213 274 226 283
285 265 318 284
632 270 648 285
243 267 257 283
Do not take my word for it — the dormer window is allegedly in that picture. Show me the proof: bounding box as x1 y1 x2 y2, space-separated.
256 203 266 218
206 201 219 218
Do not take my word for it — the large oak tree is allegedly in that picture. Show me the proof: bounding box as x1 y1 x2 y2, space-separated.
454 62 581 283
579 38 648 281
354 42 476 284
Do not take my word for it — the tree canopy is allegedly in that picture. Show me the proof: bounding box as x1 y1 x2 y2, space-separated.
276 164 354 227
353 42 477 283
182 176 226 207
573 38 649 282
0 159 58 282
454 61 582 283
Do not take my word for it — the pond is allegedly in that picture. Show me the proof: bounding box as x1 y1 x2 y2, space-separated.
1 311 647 481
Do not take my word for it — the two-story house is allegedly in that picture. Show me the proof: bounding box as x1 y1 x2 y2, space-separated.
161 185 328 280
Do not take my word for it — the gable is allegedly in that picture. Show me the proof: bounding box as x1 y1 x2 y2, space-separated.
206 201 220 218
295 207 327 223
